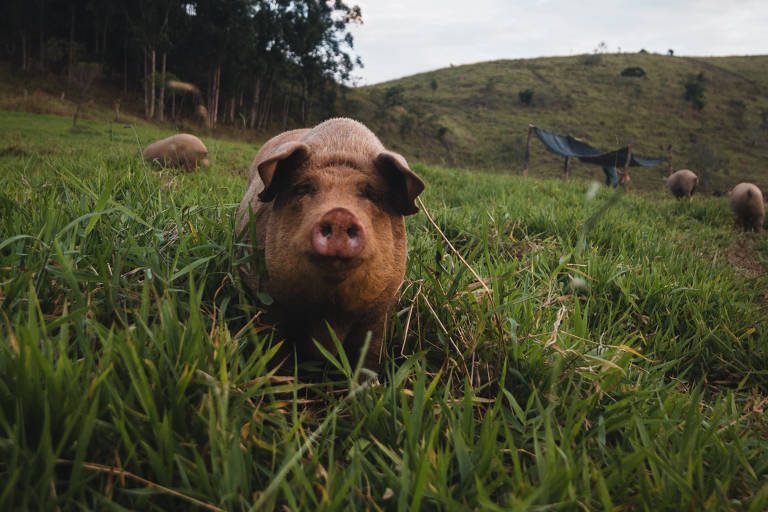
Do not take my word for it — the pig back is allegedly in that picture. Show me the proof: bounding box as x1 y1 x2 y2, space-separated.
666 169 698 197
730 183 765 230
142 133 208 169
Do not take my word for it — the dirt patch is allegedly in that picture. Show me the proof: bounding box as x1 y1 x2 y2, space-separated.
727 235 766 280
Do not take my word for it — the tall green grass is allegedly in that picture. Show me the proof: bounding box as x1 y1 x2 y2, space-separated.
1 111 767 510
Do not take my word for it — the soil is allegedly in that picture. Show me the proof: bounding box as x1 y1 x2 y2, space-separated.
727 235 765 280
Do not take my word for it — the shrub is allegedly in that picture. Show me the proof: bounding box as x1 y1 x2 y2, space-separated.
620 66 646 77
581 53 602 66
582 41 608 66
383 86 405 107
683 73 706 110
518 88 534 106
435 125 450 147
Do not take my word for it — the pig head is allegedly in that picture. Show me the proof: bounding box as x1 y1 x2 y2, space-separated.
236 118 424 369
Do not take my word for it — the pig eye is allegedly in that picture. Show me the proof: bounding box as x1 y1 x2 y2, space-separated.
290 182 316 197
360 185 383 204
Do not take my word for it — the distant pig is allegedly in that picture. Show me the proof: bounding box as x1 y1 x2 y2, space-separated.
142 133 209 170
236 118 425 369
665 169 698 198
730 182 764 232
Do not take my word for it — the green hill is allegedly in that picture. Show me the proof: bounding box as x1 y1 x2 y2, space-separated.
3 53 768 193
341 53 768 192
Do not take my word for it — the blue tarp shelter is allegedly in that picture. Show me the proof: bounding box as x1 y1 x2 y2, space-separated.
525 126 667 186
532 127 666 168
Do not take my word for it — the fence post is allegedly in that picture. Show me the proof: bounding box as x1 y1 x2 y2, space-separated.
523 124 534 176
620 142 633 189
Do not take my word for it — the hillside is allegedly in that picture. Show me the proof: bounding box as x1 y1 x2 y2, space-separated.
341 53 768 192
2 53 768 193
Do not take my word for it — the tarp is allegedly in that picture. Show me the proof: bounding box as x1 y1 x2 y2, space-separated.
602 166 619 187
533 127 665 168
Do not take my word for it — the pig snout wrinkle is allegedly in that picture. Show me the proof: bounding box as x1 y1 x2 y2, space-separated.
311 208 366 259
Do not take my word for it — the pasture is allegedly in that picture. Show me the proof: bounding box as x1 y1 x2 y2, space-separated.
1 111 767 510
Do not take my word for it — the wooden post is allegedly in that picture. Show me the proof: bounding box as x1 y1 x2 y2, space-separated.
149 48 156 119
563 156 571 179
620 142 633 189
157 52 166 122
522 124 534 176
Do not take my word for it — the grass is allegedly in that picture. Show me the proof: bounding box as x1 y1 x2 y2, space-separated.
1 110 768 510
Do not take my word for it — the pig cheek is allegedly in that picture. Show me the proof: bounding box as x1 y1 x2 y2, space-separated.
337 209 404 305
263 202 319 298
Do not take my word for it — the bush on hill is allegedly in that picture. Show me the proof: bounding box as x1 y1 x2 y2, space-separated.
518 88 535 105
683 72 706 110
620 66 646 77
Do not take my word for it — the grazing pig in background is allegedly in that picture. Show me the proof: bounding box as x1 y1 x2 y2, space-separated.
236 118 425 369
730 182 764 232
142 133 209 171
665 169 699 198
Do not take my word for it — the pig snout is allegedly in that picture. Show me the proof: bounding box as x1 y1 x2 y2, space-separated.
311 208 366 260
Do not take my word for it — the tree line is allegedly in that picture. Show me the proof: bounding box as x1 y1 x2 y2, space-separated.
0 0 363 130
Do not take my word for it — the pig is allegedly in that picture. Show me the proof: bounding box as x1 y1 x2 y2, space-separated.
236 118 425 369
730 182 764 232
665 169 698 198
142 133 209 171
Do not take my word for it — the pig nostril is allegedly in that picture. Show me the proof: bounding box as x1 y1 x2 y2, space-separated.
347 226 358 238
320 223 332 237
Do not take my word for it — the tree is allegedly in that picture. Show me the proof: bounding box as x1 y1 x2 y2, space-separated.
383 86 405 107
281 0 362 123
683 73 706 110
0 0 365 131
69 61 101 128
518 88 534 106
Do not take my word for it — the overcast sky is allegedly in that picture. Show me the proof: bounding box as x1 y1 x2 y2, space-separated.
348 0 768 85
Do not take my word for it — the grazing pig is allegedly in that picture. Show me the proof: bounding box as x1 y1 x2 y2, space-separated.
142 133 209 170
665 169 698 198
730 182 764 232
236 118 425 369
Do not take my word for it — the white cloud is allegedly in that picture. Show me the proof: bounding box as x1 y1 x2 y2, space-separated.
348 0 768 84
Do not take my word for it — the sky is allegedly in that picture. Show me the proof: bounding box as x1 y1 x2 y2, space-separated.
347 0 768 85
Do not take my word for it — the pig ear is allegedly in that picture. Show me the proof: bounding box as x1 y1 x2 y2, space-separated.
256 141 310 202
374 151 425 215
